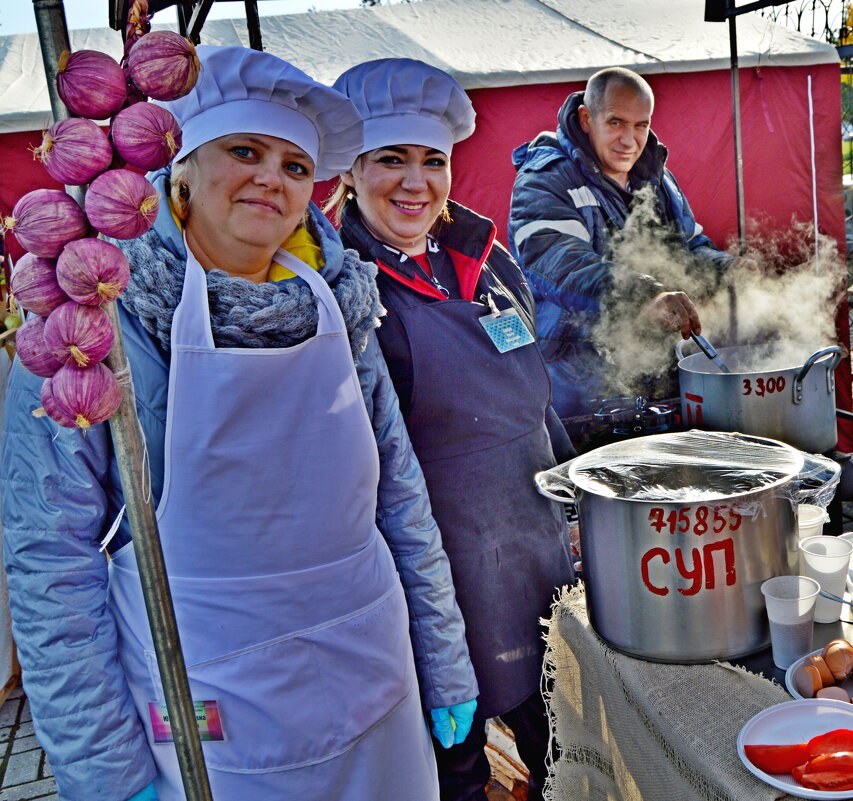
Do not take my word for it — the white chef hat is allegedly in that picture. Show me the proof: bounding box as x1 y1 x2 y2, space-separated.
332 58 475 159
159 46 363 180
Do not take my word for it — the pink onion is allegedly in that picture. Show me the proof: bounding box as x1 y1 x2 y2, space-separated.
10 253 70 316
31 118 114 187
127 31 200 101
111 103 182 171
84 170 159 239
2 189 89 258
121 61 148 107
57 239 130 306
44 301 114 368
56 50 126 120
39 376 78 427
50 362 122 429
15 316 62 378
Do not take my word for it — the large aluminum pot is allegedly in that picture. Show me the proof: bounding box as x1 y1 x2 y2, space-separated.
535 431 803 663
676 342 842 453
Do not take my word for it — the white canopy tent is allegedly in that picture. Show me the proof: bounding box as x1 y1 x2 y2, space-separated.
0 0 837 135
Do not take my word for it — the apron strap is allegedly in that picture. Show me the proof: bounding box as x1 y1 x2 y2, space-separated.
174 244 216 348
273 249 344 337
172 242 347 349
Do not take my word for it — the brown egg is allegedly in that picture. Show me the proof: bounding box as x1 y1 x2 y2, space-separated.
805 654 836 686
794 663 824 698
817 686 851 703
823 641 853 681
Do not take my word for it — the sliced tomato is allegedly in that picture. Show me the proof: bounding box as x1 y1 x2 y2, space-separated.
808 729 853 757
744 743 812 774
798 751 853 791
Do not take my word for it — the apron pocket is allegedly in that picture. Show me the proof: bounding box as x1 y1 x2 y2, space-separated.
172 582 415 772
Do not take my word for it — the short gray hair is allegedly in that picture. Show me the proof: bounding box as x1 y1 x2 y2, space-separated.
583 67 654 117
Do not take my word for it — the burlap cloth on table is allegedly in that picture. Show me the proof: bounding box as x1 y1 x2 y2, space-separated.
542 584 800 801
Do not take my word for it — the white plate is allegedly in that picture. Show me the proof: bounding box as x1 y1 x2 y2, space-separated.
786 650 853 700
738 698 853 799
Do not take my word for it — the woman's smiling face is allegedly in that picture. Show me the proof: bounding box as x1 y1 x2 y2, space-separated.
184 133 315 275
343 144 451 256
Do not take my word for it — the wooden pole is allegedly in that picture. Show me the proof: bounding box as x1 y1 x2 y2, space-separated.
727 4 744 343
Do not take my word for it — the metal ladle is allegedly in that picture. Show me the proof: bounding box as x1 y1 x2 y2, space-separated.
690 330 731 374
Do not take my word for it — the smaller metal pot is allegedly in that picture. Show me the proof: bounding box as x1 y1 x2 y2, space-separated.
593 396 676 437
677 343 842 453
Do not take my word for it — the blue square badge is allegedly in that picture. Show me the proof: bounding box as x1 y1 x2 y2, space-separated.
479 308 535 353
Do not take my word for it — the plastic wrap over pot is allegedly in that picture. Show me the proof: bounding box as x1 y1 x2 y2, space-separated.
792 452 841 509
536 430 804 503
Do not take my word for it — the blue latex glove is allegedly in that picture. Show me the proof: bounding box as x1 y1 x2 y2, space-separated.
126 783 159 801
430 698 478 749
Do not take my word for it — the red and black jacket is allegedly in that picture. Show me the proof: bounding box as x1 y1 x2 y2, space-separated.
340 199 537 413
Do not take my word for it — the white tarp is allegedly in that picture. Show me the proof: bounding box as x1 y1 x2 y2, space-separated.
0 0 838 135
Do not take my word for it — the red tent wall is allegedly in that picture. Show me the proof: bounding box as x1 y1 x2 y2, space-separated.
3 62 851 447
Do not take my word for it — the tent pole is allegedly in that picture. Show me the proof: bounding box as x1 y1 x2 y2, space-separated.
728 15 747 252
727 6 744 342
807 73 820 275
30 3 213 799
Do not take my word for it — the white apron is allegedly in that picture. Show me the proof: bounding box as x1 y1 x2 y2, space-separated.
108 246 438 800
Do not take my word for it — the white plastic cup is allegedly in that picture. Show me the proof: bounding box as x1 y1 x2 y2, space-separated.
798 504 830 540
842 532 853 593
799 535 853 623
761 575 820 669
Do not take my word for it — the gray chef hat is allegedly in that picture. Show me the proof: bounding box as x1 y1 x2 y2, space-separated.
159 45 363 180
332 58 475 160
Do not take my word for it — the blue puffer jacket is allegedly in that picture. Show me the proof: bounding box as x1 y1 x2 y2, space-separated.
1 189 477 800
508 91 734 420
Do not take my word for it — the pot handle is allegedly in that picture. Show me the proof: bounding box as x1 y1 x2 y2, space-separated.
792 346 843 404
534 469 577 503
675 339 688 361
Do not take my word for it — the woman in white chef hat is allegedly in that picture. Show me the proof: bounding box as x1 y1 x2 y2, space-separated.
329 58 575 801
2 46 477 801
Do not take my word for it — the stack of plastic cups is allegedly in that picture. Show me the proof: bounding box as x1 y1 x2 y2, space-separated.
798 504 829 540
797 505 829 574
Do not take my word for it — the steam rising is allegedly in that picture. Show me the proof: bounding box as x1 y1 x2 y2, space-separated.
592 185 846 399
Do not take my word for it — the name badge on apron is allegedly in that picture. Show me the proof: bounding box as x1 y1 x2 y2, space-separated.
478 293 535 354
148 700 226 744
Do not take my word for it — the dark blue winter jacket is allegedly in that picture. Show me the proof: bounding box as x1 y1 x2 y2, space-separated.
509 91 734 422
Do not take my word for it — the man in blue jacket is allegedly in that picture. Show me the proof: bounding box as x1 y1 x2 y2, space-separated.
509 67 739 444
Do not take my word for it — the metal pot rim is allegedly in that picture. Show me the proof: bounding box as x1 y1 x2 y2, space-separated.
676 342 836 376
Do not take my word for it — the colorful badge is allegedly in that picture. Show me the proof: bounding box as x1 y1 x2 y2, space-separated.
148 700 225 744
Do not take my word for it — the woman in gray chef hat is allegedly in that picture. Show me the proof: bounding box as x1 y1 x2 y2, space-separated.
329 57 575 801
2 46 476 801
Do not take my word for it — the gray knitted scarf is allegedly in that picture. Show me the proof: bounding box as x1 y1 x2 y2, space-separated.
117 229 383 357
